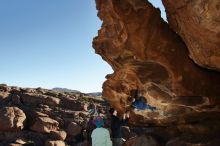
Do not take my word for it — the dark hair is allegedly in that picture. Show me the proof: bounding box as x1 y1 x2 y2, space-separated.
140 96 147 103
130 89 139 99
109 108 115 115
127 96 134 102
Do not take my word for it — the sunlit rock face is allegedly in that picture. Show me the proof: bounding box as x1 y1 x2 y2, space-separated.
93 0 220 129
162 0 220 71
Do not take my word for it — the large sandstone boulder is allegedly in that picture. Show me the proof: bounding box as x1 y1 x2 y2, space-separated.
0 107 26 131
50 130 67 141
162 0 220 71
66 122 82 136
0 92 10 103
45 140 65 146
20 93 60 106
93 0 220 127
124 135 159 146
60 96 84 111
0 131 49 146
0 84 10 92
166 136 220 146
30 116 59 133
11 94 22 105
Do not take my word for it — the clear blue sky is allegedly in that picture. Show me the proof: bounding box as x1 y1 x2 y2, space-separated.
0 0 166 93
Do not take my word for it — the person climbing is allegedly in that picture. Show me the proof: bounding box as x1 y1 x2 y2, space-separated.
109 108 129 146
129 89 156 111
91 116 112 146
88 102 98 116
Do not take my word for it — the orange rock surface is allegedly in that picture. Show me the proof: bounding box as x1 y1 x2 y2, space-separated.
93 0 220 127
163 0 220 70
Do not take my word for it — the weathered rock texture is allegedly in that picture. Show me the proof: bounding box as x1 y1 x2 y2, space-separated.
93 0 220 144
124 134 158 146
45 140 65 146
162 0 220 70
0 107 26 131
0 85 106 146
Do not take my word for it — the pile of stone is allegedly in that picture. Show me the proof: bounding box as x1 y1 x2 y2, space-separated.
0 84 105 146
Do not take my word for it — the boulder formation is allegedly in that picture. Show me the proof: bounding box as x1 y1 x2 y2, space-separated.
0 107 26 131
93 0 220 123
93 0 220 144
162 0 220 70
0 85 106 146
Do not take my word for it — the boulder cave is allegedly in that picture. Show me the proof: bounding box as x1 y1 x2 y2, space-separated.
93 0 220 145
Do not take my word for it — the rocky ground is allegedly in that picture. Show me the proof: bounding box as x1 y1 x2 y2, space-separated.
92 0 220 145
0 84 108 146
1 0 220 145
1 84 220 146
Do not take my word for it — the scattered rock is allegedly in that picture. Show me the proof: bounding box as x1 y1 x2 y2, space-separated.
166 137 185 146
21 93 60 106
79 111 88 119
30 116 59 133
50 130 67 141
45 91 59 97
0 92 10 103
10 87 21 95
66 122 82 136
0 85 106 145
0 107 26 131
0 84 10 92
124 135 159 146
45 140 65 146
60 96 84 111
11 95 21 105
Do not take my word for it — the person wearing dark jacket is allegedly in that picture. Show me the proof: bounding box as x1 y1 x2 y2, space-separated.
131 96 156 111
75 128 87 146
109 108 129 146
128 89 156 111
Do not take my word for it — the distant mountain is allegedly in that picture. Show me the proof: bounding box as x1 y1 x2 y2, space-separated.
52 87 81 93
52 87 102 97
87 92 102 96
